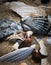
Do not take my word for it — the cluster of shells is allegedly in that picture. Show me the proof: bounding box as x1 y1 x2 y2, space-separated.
0 1 51 65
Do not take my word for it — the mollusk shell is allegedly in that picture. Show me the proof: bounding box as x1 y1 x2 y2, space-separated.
0 18 22 38
0 44 36 62
21 16 50 35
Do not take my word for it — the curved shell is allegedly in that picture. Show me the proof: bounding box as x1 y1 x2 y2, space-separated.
0 44 36 62
7 2 47 17
21 16 50 35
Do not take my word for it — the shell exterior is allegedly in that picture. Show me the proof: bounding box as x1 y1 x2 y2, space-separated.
21 16 50 35
0 44 36 62
0 18 22 38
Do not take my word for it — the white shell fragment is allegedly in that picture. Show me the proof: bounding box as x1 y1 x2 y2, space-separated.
13 42 19 50
26 31 33 38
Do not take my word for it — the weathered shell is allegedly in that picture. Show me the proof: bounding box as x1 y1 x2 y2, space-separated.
0 18 22 38
7 2 47 17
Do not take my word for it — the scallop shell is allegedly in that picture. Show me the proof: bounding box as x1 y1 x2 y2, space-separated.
21 16 50 35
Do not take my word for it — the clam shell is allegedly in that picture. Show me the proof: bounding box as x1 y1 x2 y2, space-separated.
0 44 36 62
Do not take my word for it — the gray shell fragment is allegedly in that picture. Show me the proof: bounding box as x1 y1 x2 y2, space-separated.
0 18 22 38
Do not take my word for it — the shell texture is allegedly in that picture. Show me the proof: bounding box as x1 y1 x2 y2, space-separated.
21 16 50 36
0 44 36 62
0 18 22 38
